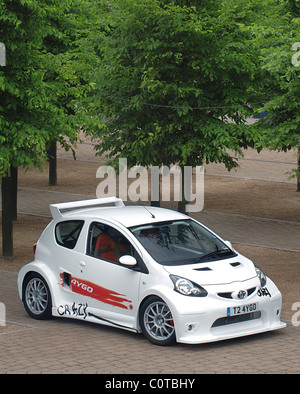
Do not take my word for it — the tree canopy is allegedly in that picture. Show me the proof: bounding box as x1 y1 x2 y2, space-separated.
0 0 101 177
248 0 300 189
91 0 261 173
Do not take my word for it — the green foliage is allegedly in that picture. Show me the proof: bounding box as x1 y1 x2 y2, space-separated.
91 0 260 171
249 0 300 152
1 0 298 182
0 0 102 177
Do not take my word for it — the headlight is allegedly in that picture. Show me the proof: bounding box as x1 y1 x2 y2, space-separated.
255 266 267 287
170 275 207 297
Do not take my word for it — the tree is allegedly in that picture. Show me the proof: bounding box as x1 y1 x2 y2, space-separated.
41 0 104 185
249 0 300 190
0 0 101 258
90 0 261 211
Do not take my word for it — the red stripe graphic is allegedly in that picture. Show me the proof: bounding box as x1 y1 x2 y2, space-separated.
60 273 133 310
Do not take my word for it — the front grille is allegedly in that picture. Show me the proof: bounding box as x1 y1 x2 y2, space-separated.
247 287 256 296
217 291 232 299
218 286 257 300
211 311 261 328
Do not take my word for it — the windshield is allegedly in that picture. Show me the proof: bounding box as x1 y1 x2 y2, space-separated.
129 219 237 266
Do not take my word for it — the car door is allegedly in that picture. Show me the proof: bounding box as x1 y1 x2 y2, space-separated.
75 221 146 330
53 219 89 311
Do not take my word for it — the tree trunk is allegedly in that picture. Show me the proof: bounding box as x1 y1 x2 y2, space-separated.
11 166 18 221
177 165 187 215
297 147 300 192
150 166 161 207
1 168 14 259
48 140 57 186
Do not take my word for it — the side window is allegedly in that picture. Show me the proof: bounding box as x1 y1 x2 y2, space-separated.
87 222 133 263
55 220 84 249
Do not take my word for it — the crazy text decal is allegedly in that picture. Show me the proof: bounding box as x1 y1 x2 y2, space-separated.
57 302 88 319
257 287 271 297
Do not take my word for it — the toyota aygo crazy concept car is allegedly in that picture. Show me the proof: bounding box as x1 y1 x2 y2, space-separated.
18 197 286 345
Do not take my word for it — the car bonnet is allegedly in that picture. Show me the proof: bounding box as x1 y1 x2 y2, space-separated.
163 255 257 286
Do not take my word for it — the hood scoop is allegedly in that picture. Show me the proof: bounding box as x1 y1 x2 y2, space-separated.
194 262 243 272
230 262 242 267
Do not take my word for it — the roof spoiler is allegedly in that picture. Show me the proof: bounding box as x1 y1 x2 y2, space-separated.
50 197 125 219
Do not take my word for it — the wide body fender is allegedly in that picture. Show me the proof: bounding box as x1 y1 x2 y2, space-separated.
17 261 61 309
137 285 196 331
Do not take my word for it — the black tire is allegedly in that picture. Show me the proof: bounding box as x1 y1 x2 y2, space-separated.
23 273 52 320
139 296 176 346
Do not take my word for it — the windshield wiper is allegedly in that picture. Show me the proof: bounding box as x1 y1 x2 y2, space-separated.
192 249 236 263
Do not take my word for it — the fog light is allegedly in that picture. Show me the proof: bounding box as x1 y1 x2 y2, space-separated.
185 323 199 332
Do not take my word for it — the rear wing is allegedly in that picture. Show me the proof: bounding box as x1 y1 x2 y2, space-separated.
50 197 125 220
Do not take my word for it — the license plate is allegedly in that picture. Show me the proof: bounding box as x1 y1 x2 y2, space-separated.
227 303 258 317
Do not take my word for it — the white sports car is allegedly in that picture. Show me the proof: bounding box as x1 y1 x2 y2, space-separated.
18 197 286 345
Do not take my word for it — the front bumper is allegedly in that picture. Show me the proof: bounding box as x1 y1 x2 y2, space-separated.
171 279 286 344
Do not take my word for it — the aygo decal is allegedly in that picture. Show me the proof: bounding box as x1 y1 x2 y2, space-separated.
71 279 93 293
60 273 133 310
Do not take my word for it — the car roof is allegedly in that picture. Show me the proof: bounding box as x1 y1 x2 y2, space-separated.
50 197 188 228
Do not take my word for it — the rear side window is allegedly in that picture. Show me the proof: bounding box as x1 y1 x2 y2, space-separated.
55 220 84 249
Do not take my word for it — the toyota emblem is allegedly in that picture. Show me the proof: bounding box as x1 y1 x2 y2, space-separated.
237 290 247 299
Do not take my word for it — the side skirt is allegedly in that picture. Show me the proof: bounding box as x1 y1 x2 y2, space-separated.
52 305 139 334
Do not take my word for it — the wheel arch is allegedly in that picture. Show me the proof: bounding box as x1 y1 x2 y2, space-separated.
137 288 178 333
137 293 177 345
18 262 58 308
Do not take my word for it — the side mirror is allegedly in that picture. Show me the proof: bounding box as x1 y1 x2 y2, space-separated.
119 255 137 267
224 240 233 249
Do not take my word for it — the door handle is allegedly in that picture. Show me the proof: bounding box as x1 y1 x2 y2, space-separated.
79 261 86 267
